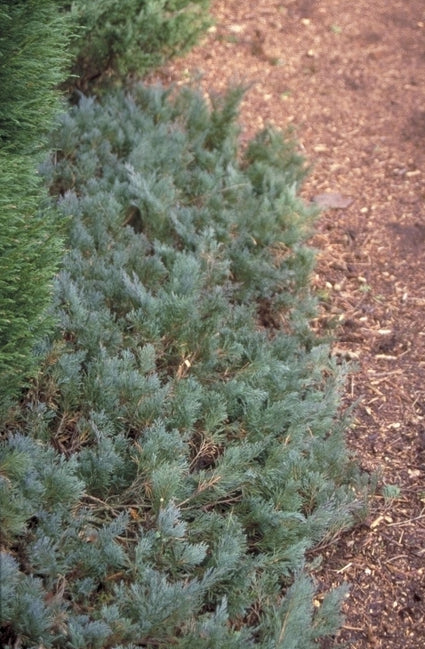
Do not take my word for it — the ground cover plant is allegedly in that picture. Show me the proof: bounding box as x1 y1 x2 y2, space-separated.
0 82 364 648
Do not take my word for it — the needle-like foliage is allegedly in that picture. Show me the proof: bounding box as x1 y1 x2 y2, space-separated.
0 84 364 648
62 0 211 89
0 1 70 417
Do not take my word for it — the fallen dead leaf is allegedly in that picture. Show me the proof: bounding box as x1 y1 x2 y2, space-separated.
313 192 354 209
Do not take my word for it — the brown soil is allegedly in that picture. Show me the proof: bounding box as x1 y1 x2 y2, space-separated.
148 1 425 646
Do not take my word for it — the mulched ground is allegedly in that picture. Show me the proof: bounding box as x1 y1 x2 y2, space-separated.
148 0 425 646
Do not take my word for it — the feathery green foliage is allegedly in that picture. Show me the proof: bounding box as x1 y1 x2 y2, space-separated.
62 0 211 89
0 1 70 417
0 84 363 648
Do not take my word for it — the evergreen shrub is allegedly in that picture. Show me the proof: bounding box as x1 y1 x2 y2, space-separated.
0 84 363 648
62 0 211 89
0 1 70 417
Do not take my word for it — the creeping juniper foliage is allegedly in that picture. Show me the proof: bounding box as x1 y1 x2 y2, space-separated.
0 82 363 648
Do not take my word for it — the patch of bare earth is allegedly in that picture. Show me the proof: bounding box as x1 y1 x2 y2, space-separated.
148 1 425 646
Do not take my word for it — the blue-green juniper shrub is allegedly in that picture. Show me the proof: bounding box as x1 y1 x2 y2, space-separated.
0 83 363 648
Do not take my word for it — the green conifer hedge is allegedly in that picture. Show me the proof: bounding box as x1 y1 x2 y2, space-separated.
0 1 70 417
0 84 363 648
